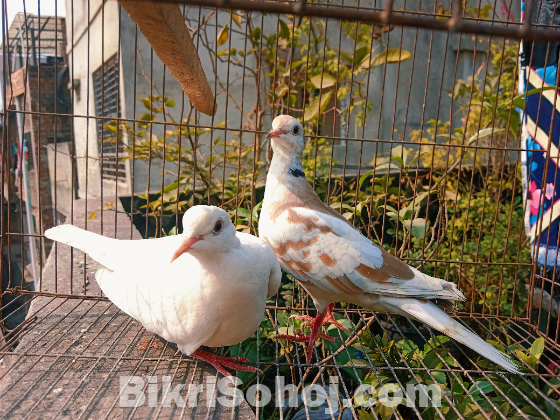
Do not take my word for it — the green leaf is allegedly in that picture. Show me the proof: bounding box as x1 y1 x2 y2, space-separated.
391 145 408 167
339 50 354 63
139 97 152 110
162 177 189 194
499 108 520 133
252 200 263 220
383 205 399 218
469 381 494 396
424 336 450 352
303 90 333 121
139 113 154 121
402 218 428 239
406 191 430 213
358 170 374 190
252 27 261 41
467 127 505 145
432 371 447 384
278 19 290 40
103 124 117 133
407 151 429 169
369 49 412 68
437 132 463 143
330 203 353 212
235 207 251 219
275 83 289 98
511 86 558 108
422 350 443 369
521 406 547 418
232 13 242 27
217 24 229 47
353 45 371 67
357 409 376 420
529 337 545 359
309 73 336 89
367 156 391 168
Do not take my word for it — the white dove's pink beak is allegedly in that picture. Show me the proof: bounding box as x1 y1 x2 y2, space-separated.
170 236 203 263
266 128 286 139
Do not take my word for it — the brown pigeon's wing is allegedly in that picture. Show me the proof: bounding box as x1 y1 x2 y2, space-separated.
263 196 465 300
261 177 465 300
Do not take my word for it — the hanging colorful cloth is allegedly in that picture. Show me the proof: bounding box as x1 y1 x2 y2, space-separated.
520 0 560 266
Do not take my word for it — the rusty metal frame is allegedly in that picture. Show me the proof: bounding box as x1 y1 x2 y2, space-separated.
2 0 560 419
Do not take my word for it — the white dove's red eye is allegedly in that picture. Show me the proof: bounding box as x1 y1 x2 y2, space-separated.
214 220 223 233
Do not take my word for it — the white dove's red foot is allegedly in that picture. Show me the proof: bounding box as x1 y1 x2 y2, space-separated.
190 349 262 377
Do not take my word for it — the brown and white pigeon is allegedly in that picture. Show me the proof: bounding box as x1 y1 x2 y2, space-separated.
45 205 281 376
259 115 520 373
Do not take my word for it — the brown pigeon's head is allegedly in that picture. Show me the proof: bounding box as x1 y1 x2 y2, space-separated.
267 115 304 158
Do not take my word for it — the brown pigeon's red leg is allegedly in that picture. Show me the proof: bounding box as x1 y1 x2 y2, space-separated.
323 304 349 331
304 309 329 364
190 349 262 377
292 304 349 332
275 308 337 363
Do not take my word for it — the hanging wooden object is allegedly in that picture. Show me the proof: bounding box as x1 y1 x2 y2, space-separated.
118 0 217 116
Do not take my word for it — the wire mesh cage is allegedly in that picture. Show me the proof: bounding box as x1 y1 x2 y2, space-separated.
1 0 560 419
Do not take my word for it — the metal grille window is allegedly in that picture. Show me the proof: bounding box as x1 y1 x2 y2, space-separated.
92 54 126 182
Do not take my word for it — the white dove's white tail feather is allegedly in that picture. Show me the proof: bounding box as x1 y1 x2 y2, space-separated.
45 225 118 270
386 297 520 373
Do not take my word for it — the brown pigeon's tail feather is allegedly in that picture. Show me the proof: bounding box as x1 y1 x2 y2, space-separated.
382 297 521 374
438 279 467 301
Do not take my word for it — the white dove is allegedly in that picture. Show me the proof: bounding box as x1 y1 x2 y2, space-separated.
259 115 520 373
45 205 281 376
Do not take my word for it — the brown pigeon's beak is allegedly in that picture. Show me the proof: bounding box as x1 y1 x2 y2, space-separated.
266 128 286 140
170 236 203 263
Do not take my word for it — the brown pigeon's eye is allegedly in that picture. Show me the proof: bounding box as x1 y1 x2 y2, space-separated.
214 220 223 233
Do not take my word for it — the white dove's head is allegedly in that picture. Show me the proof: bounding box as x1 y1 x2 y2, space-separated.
267 115 304 158
170 205 238 262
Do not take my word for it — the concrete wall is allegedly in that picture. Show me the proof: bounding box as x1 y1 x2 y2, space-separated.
325 0 521 172
118 6 261 194
64 0 130 201
65 0 522 195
